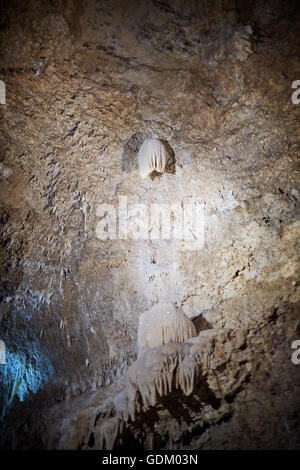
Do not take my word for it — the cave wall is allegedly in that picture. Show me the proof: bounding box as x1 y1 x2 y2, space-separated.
0 0 299 448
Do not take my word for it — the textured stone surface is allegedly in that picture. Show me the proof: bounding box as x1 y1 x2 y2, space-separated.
0 0 299 449
22 315 300 450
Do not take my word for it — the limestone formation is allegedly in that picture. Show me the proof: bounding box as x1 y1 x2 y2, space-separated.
137 303 197 356
138 139 167 178
0 0 299 450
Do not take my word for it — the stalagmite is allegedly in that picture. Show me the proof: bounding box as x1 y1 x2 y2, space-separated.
137 303 197 357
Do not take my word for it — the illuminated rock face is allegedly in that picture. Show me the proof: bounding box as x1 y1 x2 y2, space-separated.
0 0 299 450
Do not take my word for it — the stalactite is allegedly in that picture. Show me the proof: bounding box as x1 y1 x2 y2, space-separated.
138 139 167 178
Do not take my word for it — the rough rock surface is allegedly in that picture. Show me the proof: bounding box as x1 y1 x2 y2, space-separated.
24 318 300 450
0 0 299 449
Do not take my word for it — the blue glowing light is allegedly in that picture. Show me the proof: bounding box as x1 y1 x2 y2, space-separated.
0 340 54 417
